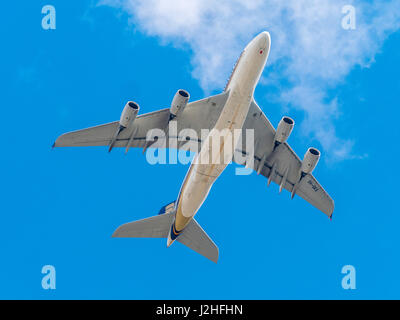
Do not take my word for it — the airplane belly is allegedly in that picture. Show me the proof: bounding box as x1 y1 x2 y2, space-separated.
181 170 215 217
174 87 253 231
196 88 251 176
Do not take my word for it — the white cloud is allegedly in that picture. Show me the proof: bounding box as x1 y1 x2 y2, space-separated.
100 0 400 161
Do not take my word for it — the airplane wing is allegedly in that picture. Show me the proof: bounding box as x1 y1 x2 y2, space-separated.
234 100 334 217
54 93 333 217
53 92 229 151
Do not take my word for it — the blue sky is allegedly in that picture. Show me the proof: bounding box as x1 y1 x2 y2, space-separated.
1 0 400 299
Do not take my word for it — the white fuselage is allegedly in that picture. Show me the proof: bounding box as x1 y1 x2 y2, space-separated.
168 32 271 244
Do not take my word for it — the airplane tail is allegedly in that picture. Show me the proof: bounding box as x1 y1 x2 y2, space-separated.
112 203 219 263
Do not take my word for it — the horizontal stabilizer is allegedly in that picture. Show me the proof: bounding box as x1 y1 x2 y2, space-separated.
177 219 219 263
112 212 174 238
112 212 219 263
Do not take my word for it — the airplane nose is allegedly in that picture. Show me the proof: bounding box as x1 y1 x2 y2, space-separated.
259 31 271 50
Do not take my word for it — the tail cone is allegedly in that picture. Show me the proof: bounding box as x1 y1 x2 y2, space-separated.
167 234 175 247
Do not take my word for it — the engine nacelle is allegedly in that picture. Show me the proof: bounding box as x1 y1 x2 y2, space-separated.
301 147 320 174
120 101 139 128
170 89 190 118
274 116 294 144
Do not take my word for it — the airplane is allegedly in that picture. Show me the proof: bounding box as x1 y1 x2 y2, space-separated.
53 31 334 263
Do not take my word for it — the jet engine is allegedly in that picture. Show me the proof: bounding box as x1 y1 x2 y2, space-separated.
274 116 294 144
170 89 190 119
120 101 139 128
301 147 320 174
109 101 140 152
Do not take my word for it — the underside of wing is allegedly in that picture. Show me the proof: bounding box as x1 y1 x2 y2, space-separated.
235 100 334 217
53 121 120 147
53 108 169 148
53 92 229 151
256 143 334 216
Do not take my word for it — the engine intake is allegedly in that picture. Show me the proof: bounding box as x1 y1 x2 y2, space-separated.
275 116 294 144
301 147 320 174
120 101 139 128
170 89 190 119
